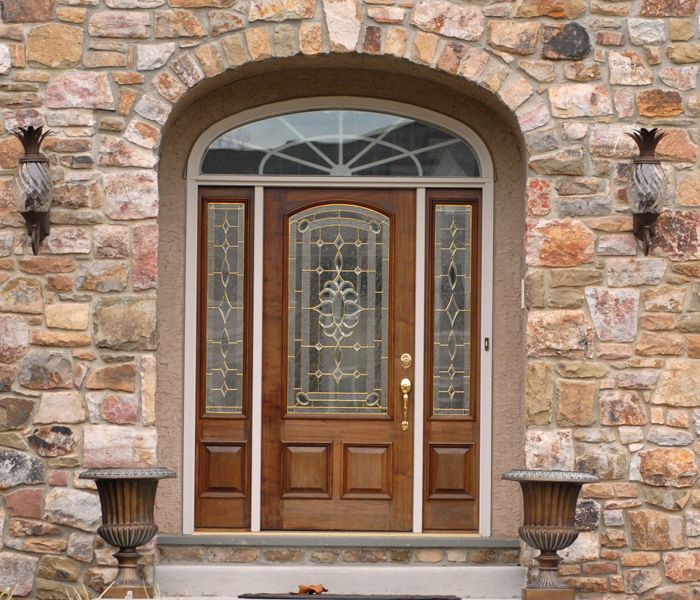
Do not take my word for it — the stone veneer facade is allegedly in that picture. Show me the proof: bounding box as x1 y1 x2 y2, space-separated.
0 0 698 597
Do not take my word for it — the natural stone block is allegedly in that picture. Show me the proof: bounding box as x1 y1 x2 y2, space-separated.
542 22 591 60
549 84 612 118
644 488 690 511
141 355 156 425
37 555 81 582
100 394 137 424
35 391 85 424
83 425 157 468
557 379 596 426
641 0 696 16
575 442 627 480
47 71 115 110
103 171 158 220
27 24 83 68
660 66 697 91
528 310 593 358
657 130 698 162
0 278 43 314
209 547 261 562
44 487 100 532
93 298 156 350
46 302 89 331
655 211 700 261
99 135 157 168
0 552 38 596
322 0 361 52
627 18 666 44
155 9 206 38
411 0 485 41
607 258 665 287
525 430 574 470
89 11 150 38
529 147 584 176
27 425 76 457
525 361 552 425
600 390 646 426
0 448 44 488
642 286 686 312
0 397 34 430
85 363 136 392
488 21 539 55
76 261 128 293
250 0 314 20
629 510 684 549
19 350 72 390
585 288 639 343
663 552 700 582
634 448 698 487
0 315 28 364
515 0 586 18
653 360 700 407
636 332 685 356
647 426 694 446
637 90 683 117
608 50 654 85
133 222 158 291
526 220 595 267
623 568 663 594
45 227 91 255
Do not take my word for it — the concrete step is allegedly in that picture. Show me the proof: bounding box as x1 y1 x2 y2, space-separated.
155 565 527 599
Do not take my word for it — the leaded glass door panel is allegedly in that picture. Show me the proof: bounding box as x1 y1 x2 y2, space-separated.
262 189 415 531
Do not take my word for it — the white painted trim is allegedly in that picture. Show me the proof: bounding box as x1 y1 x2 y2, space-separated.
182 98 496 537
182 179 199 535
412 190 426 534
478 181 495 538
250 187 264 532
186 98 495 183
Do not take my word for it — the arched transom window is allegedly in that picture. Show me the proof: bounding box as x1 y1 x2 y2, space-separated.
201 110 481 177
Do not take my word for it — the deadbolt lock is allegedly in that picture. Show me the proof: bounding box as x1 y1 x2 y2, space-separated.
400 353 412 369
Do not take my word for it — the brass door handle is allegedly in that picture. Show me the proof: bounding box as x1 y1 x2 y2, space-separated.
400 377 412 431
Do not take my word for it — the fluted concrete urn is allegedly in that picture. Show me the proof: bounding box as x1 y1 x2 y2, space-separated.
80 467 176 599
502 470 598 596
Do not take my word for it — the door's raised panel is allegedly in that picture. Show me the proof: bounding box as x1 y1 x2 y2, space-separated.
282 443 332 498
200 443 246 497
342 444 392 499
428 444 474 499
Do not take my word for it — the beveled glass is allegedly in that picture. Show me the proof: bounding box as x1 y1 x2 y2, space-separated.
201 110 480 177
432 204 473 416
205 202 245 414
287 204 390 414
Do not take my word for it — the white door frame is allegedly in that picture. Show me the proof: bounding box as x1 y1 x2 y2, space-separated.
182 98 495 536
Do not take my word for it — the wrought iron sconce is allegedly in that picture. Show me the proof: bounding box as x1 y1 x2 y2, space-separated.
626 128 667 256
13 126 53 255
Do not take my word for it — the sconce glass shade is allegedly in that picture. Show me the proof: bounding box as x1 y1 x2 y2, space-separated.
16 159 52 213
628 161 667 215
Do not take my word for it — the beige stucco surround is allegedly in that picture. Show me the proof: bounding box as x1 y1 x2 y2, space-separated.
155 54 527 537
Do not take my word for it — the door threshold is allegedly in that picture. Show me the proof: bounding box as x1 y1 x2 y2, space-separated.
158 533 518 549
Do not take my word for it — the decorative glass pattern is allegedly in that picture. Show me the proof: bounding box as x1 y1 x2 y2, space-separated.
204 202 246 414
288 205 389 414
202 110 480 177
432 205 473 416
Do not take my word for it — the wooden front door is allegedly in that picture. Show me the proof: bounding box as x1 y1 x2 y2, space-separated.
262 188 416 531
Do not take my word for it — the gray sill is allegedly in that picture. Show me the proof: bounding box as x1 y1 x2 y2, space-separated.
157 534 520 549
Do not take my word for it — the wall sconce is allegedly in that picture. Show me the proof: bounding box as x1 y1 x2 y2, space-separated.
626 128 667 256
13 126 53 255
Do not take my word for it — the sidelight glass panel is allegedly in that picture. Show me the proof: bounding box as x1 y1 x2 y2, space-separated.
201 110 481 177
205 202 246 414
287 205 389 415
432 204 473 416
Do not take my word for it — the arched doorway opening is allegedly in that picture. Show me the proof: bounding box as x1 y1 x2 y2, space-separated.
156 56 527 539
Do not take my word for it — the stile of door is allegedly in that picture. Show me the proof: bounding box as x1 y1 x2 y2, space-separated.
262 188 416 531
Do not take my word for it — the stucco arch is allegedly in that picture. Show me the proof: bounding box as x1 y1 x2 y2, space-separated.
155 53 528 537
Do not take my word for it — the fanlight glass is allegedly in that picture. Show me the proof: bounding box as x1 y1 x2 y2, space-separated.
201 110 481 177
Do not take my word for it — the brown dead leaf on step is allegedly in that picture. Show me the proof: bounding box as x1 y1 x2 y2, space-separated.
294 584 328 595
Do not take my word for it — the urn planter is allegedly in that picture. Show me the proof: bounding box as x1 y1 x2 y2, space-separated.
502 469 598 600
80 467 176 599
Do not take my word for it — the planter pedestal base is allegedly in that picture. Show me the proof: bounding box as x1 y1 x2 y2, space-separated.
523 589 574 600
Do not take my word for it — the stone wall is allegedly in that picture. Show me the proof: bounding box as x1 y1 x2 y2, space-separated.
0 0 697 597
